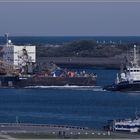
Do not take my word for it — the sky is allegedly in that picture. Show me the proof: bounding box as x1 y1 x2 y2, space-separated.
0 2 140 36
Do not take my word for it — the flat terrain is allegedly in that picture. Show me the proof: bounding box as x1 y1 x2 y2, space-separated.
0 123 140 139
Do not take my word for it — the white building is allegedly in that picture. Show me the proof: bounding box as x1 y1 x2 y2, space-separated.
3 40 36 69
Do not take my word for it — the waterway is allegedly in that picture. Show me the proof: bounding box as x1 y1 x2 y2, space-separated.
0 68 140 129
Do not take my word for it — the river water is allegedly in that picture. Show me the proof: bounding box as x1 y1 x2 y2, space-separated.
0 68 140 129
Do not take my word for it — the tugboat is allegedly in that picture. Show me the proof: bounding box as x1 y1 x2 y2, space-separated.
104 45 140 92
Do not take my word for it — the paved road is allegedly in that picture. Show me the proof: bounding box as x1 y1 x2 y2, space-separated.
0 123 110 139
0 123 140 139
0 132 17 140
0 123 100 134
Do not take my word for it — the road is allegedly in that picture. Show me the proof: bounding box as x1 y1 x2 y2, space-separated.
0 123 139 139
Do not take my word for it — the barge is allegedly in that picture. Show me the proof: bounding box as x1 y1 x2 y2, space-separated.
0 35 96 88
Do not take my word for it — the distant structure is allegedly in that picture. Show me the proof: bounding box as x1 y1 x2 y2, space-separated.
3 34 36 73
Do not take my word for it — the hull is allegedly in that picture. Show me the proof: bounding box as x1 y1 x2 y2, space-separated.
104 81 140 92
0 76 96 88
0 76 19 87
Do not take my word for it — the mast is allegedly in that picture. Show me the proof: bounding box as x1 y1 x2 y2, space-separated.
133 45 137 66
5 33 9 45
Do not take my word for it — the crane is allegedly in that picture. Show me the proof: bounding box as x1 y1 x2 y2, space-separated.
0 59 19 75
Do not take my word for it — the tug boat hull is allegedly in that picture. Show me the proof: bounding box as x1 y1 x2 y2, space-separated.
104 81 140 92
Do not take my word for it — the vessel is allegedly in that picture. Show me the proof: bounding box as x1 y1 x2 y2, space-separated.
104 45 140 92
104 113 140 133
0 35 96 88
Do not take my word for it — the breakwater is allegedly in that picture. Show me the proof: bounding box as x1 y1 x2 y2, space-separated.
37 57 123 69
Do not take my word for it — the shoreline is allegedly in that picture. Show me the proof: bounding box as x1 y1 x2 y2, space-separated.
0 123 140 139
38 57 123 69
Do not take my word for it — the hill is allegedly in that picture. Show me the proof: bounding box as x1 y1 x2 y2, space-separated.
36 40 130 58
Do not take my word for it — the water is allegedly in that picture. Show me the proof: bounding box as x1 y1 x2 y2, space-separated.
1 36 140 129
0 68 140 129
1 36 140 45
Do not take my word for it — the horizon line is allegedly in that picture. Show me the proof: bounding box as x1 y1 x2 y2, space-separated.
1 35 140 37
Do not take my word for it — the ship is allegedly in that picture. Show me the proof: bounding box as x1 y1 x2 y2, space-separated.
104 45 140 92
104 112 140 133
0 34 96 88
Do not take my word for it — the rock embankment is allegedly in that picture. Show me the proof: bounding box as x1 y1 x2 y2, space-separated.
36 40 132 68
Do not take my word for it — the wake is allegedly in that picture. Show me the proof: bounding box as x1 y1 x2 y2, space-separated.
25 85 104 91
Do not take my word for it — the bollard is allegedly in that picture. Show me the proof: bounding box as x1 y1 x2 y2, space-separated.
97 132 101 135
103 133 106 136
52 132 55 134
107 131 111 136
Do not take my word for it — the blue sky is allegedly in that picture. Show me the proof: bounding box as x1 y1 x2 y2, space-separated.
0 2 140 36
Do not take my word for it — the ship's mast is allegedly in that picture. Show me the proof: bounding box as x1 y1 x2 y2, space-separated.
5 33 9 46
134 45 137 66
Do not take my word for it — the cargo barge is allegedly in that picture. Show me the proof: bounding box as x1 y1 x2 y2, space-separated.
0 35 96 88
0 75 96 88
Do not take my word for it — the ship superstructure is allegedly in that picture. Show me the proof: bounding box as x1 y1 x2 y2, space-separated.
113 118 140 132
117 45 140 84
3 34 36 74
105 113 140 133
104 45 140 91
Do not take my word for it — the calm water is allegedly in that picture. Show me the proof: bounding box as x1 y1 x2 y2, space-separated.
1 36 140 129
0 36 140 45
0 68 140 129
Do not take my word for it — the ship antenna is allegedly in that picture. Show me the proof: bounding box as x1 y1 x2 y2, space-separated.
133 45 137 66
5 33 9 45
135 107 138 119
16 116 19 124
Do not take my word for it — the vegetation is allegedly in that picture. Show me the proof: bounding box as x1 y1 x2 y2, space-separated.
37 40 132 58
